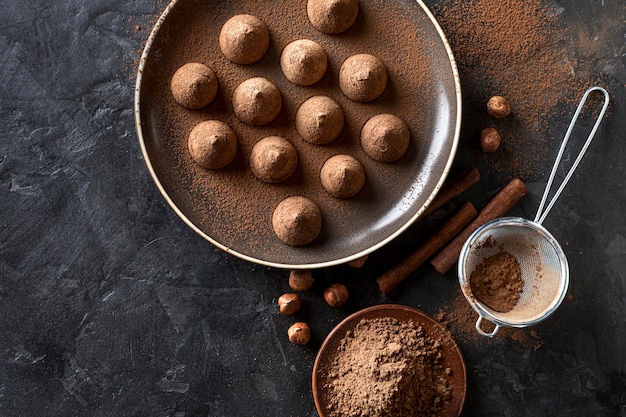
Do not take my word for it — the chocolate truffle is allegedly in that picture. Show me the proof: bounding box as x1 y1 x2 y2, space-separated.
280 39 328 86
170 62 218 109
339 54 387 102
219 14 270 65
272 196 323 246
307 0 359 34
360 114 410 162
250 136 298 183
188 120 238 169
232 77 282 126
320 154 365 198
295 96 344 145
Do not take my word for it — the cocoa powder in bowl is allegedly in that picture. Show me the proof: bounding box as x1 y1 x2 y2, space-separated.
325 317 452 417
313 305 466 417
137 0 459 265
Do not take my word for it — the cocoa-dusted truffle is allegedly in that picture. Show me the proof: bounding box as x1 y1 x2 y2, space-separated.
272 196 323 246
250 136 298 183
339 54 387 102
295 96 344 145
280 39 328 86
188 120 238 169
232 77 282 126
360 114 410 162
170 62 218 109
307 0 359 34
219 14 269 65
320 154 365 198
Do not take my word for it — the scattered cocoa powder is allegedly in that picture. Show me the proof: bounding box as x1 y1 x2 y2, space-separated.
325 317 451 417
435 292 541 349
469 251 524 313
433 0 600 181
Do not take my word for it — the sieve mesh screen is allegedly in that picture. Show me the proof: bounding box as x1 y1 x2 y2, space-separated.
460 218 568 326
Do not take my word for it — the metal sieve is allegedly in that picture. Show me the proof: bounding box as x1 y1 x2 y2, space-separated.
458 86 610 337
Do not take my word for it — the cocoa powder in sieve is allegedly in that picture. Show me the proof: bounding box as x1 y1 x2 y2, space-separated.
469 251 524 313
325 317 451 417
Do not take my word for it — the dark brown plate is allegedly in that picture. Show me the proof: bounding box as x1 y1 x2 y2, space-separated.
312 304 466 417
134 0 460 268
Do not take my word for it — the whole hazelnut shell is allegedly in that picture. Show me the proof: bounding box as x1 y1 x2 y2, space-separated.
278 293 302 315
480 127 502 153
324 283 349 307
487 95 511 118
287 322 311 345
289 270 314 291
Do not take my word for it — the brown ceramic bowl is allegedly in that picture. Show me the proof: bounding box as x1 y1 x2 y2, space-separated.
134 0 461 268
312 304 466 417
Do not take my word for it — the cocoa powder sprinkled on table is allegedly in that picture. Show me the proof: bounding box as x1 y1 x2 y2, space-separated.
433 0 599 181
435 293 541 349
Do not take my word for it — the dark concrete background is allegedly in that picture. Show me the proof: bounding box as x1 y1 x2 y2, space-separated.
0 0 624 416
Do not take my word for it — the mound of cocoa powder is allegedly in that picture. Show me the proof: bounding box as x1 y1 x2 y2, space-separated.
469 251 524 313
325 317 451 417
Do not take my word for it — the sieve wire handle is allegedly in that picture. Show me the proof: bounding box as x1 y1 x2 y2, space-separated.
534 86 610 225
475 315 500 338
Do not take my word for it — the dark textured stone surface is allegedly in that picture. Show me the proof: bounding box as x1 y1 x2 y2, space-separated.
0 1 624 416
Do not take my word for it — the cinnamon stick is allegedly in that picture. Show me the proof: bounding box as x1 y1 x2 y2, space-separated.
377 201 478 296
422 166 481 217
430 178 529 274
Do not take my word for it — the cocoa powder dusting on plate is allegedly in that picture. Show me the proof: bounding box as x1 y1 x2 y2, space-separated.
138 0 458 264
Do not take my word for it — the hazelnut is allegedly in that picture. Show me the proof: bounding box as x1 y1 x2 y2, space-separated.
480 127 502 153
287 322 311 345
278 293 301 315
289 270 314 291
347 255 368 268
487 95 511 118
324 283 349 307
